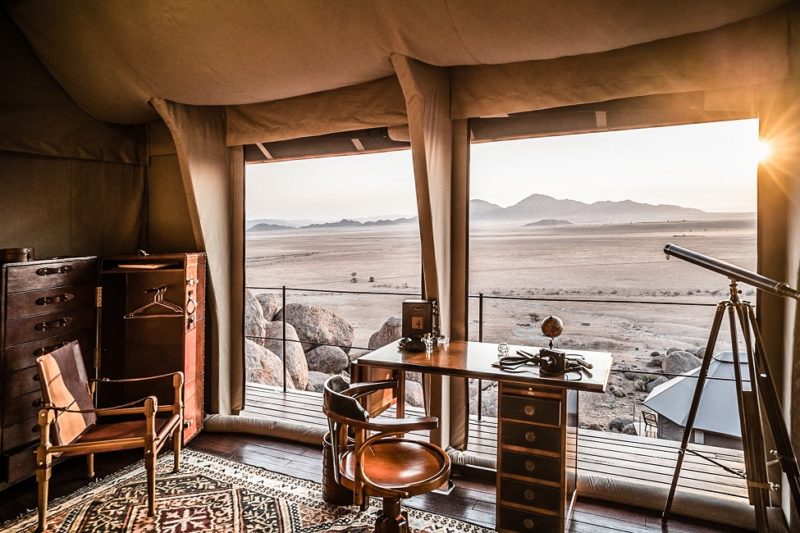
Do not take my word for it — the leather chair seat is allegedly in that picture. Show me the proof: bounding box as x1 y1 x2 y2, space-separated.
62 414 182 453
340 439 449 495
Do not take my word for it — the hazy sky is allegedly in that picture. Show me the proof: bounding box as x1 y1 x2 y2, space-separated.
246 119 760 221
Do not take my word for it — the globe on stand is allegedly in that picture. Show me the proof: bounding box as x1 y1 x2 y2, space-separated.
541 315 564 349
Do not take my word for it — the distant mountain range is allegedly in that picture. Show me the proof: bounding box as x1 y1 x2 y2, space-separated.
247 194 713 232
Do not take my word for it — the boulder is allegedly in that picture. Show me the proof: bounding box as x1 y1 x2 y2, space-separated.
623 371 637 381
245 339 295 389
244 290 266 345
406 371 423 383
256 292 281 321
666 347 681 354
261 321 308 390
662 351 700 375
405 380 424 408
305 345 350 374
608 385 626 398
646 376 669 392
648 355 664 368
622 423 638 435
469 379 498 417
306 371 329 393
695 347 707 359
275 303 354 353
368 316 402 350
650 351 661 357
609 416 633 432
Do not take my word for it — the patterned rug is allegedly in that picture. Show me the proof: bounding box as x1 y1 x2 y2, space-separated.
3 449 491 532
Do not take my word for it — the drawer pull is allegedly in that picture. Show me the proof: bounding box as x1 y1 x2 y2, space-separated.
34 317 72 331
524 460 536 472
33 374 40 381
36 293 74 306
524 404 535 416
32 398 43 408
523 518 535 529
524 489 536 501
36 265 73 276
524 431 536 443
33 341 71 357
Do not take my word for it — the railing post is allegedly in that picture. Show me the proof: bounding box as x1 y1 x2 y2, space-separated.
282 285 287 393
478 292 484 421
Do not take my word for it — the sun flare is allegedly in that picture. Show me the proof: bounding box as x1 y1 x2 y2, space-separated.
756 139 773 163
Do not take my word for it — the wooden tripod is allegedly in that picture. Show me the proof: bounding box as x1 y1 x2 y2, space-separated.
662 281 800 530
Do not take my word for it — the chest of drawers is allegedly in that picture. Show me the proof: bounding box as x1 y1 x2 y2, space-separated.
0 257 97 486
496 382 578 533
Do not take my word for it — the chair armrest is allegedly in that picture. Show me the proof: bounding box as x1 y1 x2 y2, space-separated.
40 395 159 415
92 371 184 384
356 416 439 433
346 380 396 400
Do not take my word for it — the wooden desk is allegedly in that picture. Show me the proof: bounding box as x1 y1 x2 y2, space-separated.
354 340 612 533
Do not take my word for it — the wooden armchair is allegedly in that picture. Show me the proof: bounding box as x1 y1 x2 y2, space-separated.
34 341 184 532
322 375 450 533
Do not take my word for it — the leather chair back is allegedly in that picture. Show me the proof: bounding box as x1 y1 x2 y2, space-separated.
35 341 95 445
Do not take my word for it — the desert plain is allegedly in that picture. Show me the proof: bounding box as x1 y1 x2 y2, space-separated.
246 215 756 433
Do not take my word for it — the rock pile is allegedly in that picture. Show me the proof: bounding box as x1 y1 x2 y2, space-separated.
244 291 418 403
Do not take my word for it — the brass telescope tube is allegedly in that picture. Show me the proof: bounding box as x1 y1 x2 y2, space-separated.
663 243 800 301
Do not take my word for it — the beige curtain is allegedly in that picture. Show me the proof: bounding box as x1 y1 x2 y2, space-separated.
757 78 800 527
452 6 789 120
226 77 407 146
151 99 244 415
393 54 469 450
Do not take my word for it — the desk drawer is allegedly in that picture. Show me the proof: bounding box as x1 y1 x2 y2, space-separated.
4 366 40 401
4 307 94 346
3 417 39 451
500 477 561 512
5 284 95 319
5 259 95 293
497 505 559 533
501 394 561 426
4 329 95 373
502 421 561 453
502 449 561 483
4 390 42 427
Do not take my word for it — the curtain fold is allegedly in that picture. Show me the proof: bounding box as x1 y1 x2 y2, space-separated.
150 98 244 415
393 54 469 450
451 6 789 120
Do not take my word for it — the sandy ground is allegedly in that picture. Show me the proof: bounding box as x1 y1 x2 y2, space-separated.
246 216 756 429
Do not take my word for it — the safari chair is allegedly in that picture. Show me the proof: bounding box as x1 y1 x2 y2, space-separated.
34 341 184 532
322 375 450 533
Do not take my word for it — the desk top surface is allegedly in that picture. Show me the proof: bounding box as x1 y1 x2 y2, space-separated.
356 340 612 393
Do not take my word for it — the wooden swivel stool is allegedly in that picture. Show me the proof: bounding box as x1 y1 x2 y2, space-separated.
323 375 450 533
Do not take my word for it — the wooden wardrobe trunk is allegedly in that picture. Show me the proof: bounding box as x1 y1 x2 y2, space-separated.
99 253 206 442
0 253 206 488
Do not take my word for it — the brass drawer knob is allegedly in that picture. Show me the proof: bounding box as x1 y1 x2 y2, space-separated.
524 460 536 472
523 518 535 529
525 431 536 443
524 489 536 500
524 404 535 416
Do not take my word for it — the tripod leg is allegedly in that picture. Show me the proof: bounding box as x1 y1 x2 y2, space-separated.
662 302 727 523
733 305 769 531
747 305 800 511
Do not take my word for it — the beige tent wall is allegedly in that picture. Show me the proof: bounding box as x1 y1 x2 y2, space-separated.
0 151 144 258
151 99 244 416
0 9 145 259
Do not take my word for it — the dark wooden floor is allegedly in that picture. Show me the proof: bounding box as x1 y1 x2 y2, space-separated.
0 431 751 532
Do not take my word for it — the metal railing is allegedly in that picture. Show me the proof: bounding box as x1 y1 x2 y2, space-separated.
245 284 747 423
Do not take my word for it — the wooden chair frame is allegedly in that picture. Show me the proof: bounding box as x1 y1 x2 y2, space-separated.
35 371 184 532
323 376 450 533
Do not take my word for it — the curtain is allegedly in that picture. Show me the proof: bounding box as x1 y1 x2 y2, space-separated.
151 99 244 415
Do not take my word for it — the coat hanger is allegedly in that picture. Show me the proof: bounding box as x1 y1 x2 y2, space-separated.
124 286 184 319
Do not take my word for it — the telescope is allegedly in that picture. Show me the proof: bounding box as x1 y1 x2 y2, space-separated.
664 243 800 301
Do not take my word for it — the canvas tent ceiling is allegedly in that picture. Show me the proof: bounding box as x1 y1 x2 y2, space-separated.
6 0 787 124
